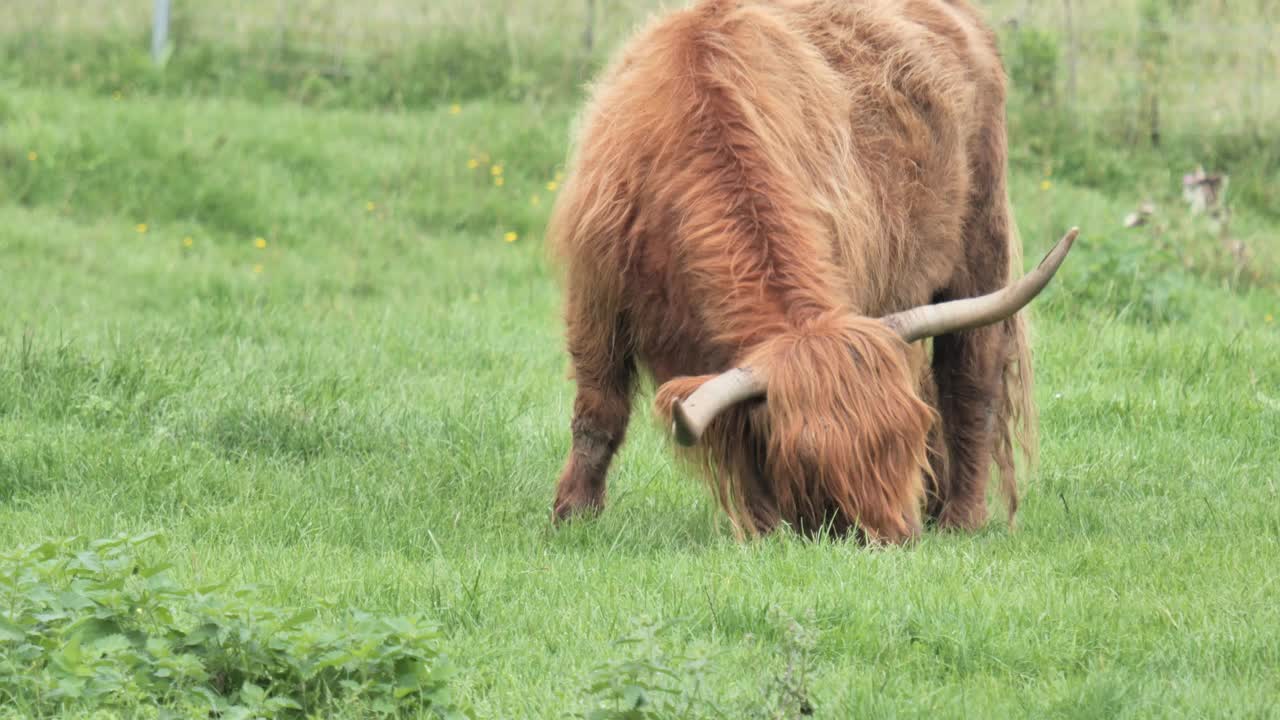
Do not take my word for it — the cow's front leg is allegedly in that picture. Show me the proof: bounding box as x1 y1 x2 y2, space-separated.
927 324 1004 529
552 304 635 523
553 386 632 521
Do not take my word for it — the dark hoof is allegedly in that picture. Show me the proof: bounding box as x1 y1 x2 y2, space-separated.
551 494 605 525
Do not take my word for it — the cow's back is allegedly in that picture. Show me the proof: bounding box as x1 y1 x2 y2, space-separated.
784 0 1007 312
549 0 1008 379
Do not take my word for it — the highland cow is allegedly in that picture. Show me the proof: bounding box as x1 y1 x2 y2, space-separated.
546 0 1077 543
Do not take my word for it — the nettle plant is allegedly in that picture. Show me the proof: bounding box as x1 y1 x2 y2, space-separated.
577 609 820 720
0 532 468 719
576 618 723 720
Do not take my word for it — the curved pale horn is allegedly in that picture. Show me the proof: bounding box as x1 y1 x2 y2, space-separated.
672 367 765 446
671 227 1079 446
880 227 1078 343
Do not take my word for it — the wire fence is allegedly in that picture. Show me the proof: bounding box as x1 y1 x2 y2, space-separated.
6 0 1278 132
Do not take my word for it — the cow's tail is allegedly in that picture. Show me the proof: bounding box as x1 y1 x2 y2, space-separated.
656 312 935 543
994 205 1037 528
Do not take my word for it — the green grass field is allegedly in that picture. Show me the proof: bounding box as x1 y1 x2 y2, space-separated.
2 1 1279 718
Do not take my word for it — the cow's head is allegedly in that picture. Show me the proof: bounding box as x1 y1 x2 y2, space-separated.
670 228 1078 446
656 228 1077 541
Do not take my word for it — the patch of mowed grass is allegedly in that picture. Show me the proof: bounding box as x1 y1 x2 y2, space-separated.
2 85 569 244
1 37 1279 720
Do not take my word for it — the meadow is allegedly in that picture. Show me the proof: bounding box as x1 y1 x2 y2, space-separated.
1 1 1278 717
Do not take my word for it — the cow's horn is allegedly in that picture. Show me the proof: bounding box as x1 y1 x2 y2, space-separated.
671 228 1078 446
672 367 766 446
879 227 1078 343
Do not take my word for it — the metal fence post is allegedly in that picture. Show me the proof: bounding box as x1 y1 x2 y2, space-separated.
1061 0 1078 109
583 0 595 56
152 0 171 64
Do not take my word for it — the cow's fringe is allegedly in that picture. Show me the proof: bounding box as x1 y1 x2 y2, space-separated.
656 312 935 543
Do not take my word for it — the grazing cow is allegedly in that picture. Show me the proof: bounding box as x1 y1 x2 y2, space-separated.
546 0 1077 543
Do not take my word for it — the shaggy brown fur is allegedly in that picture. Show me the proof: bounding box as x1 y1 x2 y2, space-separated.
548 0 1035 543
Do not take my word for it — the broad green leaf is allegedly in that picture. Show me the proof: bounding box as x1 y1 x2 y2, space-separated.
29 541 64 559
89 536 129 552
89 633 133 655
66 617 122 646
127 530 164 547
239 680 267 706
139 562 174 579
265 694 303 711
280 607 317 629
0 618 25 642
72 552 103 573
33 610 70 624
58 590 95 611
182 623 221 646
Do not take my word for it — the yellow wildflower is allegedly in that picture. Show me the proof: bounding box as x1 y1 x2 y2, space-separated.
365 201 376 212
253 264 264 274
1267 314 1275 324
254 237 267 249
491 165 503 176
136 223 148 234
531 194 541 206
504 231 518 243
182 236 193 248
449 103 462 115
546 181 559 192
1040 180 1052 191
494 177 505 187
27 151 37 162
467 158 479 169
